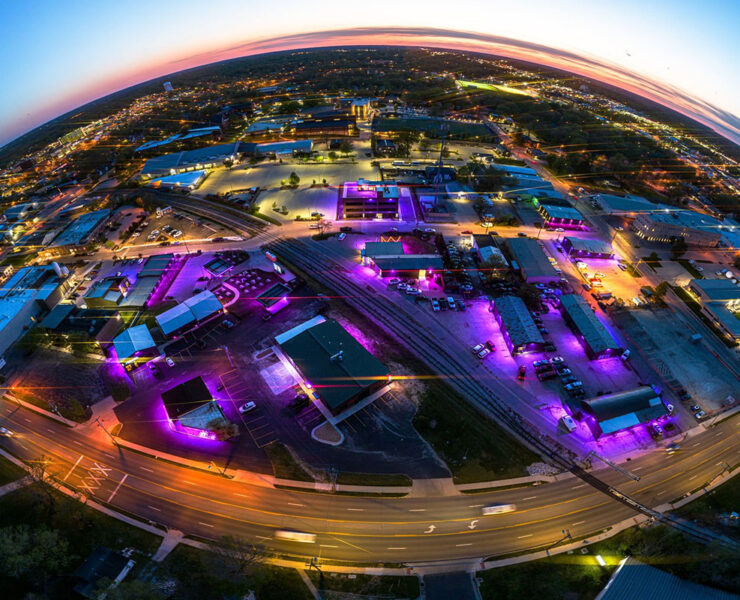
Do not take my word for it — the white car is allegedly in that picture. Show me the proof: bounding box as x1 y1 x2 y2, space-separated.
555 228 565 233
337 233 346 241
239 401 257 414
0 427 14 437
477 347 491 359
405 287 422 295
165 357 175 367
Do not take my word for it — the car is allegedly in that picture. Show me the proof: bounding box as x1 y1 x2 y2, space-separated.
561 375 578 385
165 357 175 367
406 287 422 295
388 278 401 287
666 443 680 454
477 347 491 359
431 299 440 312
472 343 486 354
534 363 553 373
239 401 257 414
517 365 527 380
447 297 456 310
517 232 528 238
582 283 591 291
538 327 549 335
0 427 14 437
694 410 707 420
482 504 516 515
617 263 627 271
308 223 321 230
620 350 631 361
537 370 557 381
689 404 701 412
565 382 583 393
461 230 473 235
532 359 549 368
397 283 409 291
337 233 346 241
664 403 674 413
558 368 572 378
486 340 496 351
556 246 564 253
424 227 436 233
456 300 466 311
223 319 236 329
555 228 565 233
648 423 664 437
695 266 704 272
550 356 565 365
543 343 557 352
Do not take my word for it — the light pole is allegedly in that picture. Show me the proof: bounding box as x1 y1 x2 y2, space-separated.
95 417 118 446
208 461 226 476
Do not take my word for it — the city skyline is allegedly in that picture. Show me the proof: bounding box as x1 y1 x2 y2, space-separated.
1 0 739 148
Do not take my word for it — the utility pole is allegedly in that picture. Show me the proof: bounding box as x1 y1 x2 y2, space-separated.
221 345 234 368
545 528 572 557
95 417 118 446
208 461 226 476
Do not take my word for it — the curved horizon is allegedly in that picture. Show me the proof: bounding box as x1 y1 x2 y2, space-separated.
3 26 739 149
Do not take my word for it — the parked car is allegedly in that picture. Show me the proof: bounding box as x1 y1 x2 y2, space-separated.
532 360 549 369
239 401 257 414
456 300 466 311
689 404 701 412
537 370 557 381
406 287 422 295
337 233 347 241
447 297 456 310
388 278 401 287
694 410 707 420
517 365 527 380
431 299 440 312
477 347 491 359
472 344 486 354
550 356 565 365
165 357 175 367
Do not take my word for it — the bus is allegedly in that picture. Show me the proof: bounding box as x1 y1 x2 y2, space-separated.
274 530 317 544
482 504 517 515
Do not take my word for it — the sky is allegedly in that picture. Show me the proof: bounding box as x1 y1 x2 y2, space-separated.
0 0 738 148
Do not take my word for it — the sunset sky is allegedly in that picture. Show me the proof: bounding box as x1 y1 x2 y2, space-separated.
1 0 738 147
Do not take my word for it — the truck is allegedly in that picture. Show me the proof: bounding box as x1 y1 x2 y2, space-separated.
591 290 612 300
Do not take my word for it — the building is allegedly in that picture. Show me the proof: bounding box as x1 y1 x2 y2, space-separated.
350 99 373 119
632 211 723 247
561 237 614 259
135 126 221 153
111 324 157 366
161 376 226 440
595 556 739 600
687 278 740 341
277 318 390 415
47 209 110 256
155 290 224 337
83 276 130 309
163 81 173 93
119 254 178 309
341 180 400 220
362 241 443 279
73 547 135 599
492 295 545 355
39 305 120 348
573 386 668 439
374 138 396 156
140 142 242 178
290 115 356 137
149 169 207 191
241 139 313 156
255 283 291 314
0 265 71 356
506 237 559 282
558 294 622 359
535 198 585 229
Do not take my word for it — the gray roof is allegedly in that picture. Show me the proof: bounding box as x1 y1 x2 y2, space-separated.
581 386 667 434
50 209 109 247
563 236 613 255
539 203 583 221
372 255 443 273
559 294 621 354
364 241 404 257
112 324 156 360
141 142 241 175
596 556 739 600
507 237 558 280
704 302 740 337
494 295 544 347
689 279 740 302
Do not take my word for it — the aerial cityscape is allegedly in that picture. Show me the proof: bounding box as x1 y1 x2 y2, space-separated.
0 4 739 599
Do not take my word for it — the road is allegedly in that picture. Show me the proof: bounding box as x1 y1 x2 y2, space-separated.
1 397 737 566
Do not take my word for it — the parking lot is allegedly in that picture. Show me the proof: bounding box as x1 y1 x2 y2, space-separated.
122 209 219 252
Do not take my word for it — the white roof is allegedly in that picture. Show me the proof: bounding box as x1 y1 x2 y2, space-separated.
156 303 195 336
183 290 223 321
275 316 326 345
113 324 156 360
156 290 222 335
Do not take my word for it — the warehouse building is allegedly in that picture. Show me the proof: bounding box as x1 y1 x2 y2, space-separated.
561 237 614 259
155 290 224 337
558 294 622 359
535 198 585 229
289 115 356 137
341 180 400 220
119 254 179 309
39 305 120 348
632 210 723 247
571 386 668 439
46 209 110 256
161 376 227 440
687 279 740 342
83 276 131 309
361 241 443 279
277 318 390 415
492 295 545 355
506 237 559 283
140 142 242 178
111 324 157 366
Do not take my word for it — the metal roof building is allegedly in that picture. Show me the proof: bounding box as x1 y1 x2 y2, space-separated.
492 295 545 355
577 386 667 438
558 294 622 359
50 209 110 249
156 290 223 336
596 556 739 600
506 237 559 282
112 324 156 363
279 318 389 415
562 236 614 258
161 376 225 438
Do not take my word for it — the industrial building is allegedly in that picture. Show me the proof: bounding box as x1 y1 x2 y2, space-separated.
632 210 723 247
361 241 443 279
161 376 226 440
0 264 71 356
341 180 400 220
687 279 740 342
561 237 614 259
570 386 669 439
140 142 242 178
47 209 110 256
277 318 390 415
535 198 585 229
119 254 180 309
39 306 120 348
492 295 545 355
289 115 356 137
506 237 559 283
111 324 157 366
155 290 223 337
149 170 207 191
558 294 622 359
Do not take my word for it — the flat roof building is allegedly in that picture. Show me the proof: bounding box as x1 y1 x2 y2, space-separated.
155 290 223 337
558 294 622 359
687 279 740 342
506 237 559 283
561 237 614 259
535 199 584 229
573 386 668 439
112 324 157 365
492 295 545 355
633 210 723 247
48 209 110 255
279 318 390 415
84 276 130 309
362 241 443 278
341 180 400 220
140 142 242 178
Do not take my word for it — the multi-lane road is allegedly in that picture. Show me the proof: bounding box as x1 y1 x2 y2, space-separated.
1 393 738 566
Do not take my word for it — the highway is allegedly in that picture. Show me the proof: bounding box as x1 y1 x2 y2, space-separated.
0 396 737 565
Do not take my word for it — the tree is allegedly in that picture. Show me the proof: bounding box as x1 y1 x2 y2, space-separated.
99 578 165 600
338 139 353 155
327 151 338 161
288 172 300 187
0 525 71 583
207 418 238 441
28 455 57 522
209 535 265 580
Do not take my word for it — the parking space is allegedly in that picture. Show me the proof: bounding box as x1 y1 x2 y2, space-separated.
220 369 278 448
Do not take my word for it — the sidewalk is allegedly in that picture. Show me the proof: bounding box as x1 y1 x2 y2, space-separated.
4 393 78 428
